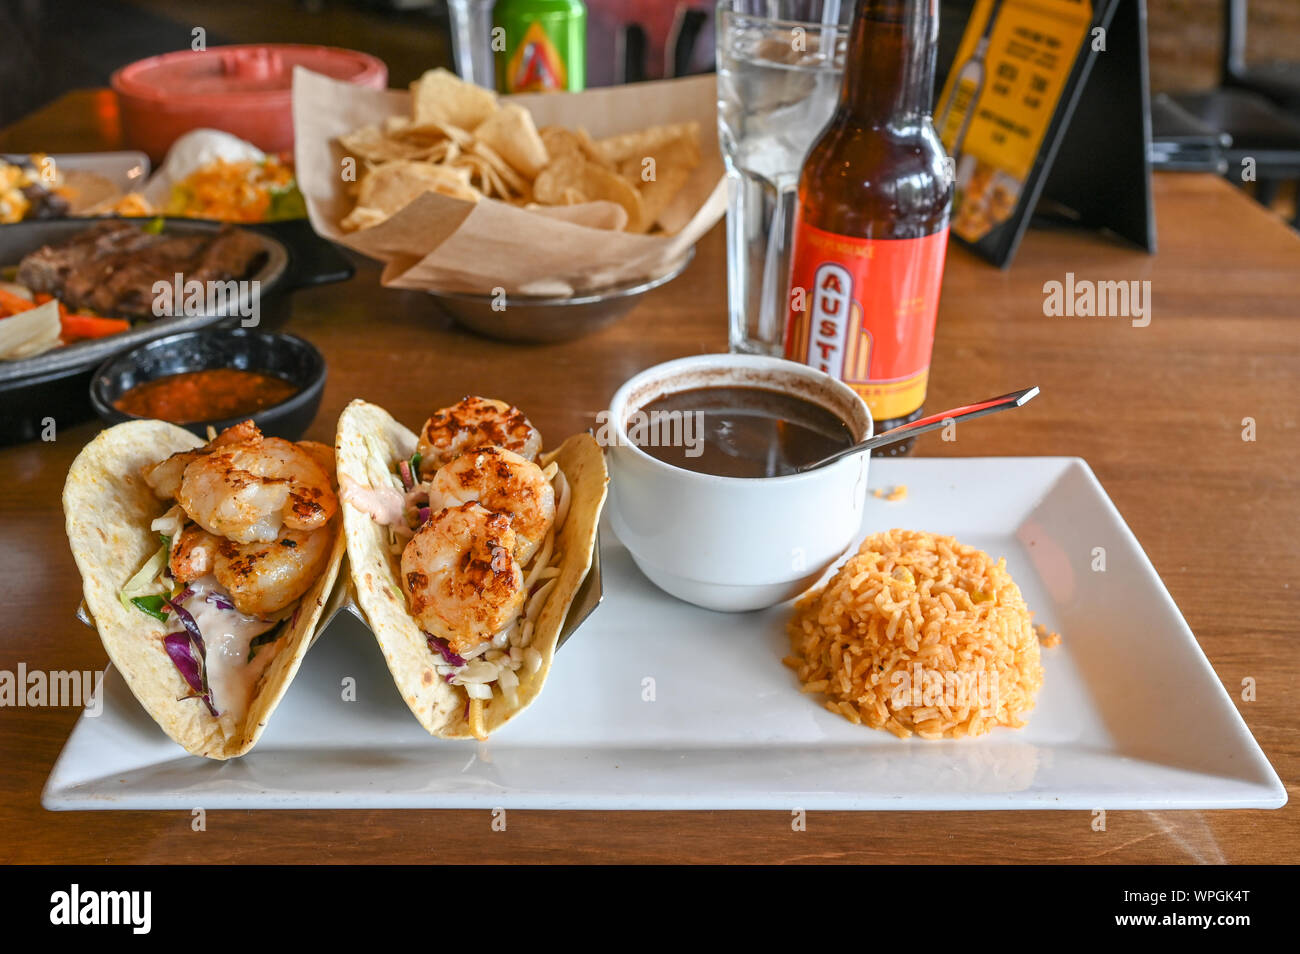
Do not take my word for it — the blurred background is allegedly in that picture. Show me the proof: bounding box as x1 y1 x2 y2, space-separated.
2 0 1298 225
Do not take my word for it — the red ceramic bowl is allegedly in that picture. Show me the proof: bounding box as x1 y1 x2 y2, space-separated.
112 43 387 162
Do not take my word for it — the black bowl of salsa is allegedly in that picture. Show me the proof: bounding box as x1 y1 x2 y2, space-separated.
89 328 326 440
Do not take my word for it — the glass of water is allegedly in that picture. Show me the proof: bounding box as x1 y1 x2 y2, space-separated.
717 0 851 355
447 0 497 89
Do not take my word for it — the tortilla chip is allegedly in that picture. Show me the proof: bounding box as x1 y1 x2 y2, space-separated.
449 152 521 200
448 155 492 197
468 141 530 195
573 126 612 168
382 115 413 136
340 124 450 163
616 130 701 184
336 400 607 739
538 125 584 161
534 154 647 231
595 121 700 166
361 161 476 208
618 134 701 231
342 161 480 230
382 116 457 143
474 104 549 179
338 206 391 232
410 67 499 132
63 420 346 759
531 154 582 204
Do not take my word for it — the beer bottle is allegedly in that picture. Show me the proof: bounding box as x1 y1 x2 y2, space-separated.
783 0 952 455
494 0 587 93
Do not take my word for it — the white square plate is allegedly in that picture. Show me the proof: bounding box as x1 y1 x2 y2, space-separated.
44 457 1285 810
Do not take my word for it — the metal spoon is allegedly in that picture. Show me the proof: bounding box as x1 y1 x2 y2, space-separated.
798 386 1040 473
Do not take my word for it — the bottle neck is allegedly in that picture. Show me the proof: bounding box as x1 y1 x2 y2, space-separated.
838 0 938 123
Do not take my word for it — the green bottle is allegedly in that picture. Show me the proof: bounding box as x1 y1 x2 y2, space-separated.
493 0 587 93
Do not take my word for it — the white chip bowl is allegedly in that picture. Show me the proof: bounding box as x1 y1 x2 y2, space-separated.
605 354 873 612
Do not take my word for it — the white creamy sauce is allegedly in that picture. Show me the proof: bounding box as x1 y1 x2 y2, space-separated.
339 473 406 526
174 577 281 730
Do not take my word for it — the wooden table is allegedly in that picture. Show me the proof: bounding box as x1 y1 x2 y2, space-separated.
2 93 1296 864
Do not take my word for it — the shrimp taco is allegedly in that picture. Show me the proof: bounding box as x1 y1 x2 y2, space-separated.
63 419 346 759
336 397 606 740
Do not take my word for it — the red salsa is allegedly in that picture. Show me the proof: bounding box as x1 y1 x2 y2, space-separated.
115 368 298 423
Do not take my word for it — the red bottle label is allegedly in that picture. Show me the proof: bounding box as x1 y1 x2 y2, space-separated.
784 221 948 422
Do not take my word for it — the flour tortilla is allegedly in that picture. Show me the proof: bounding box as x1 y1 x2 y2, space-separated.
336 399 606 739
63 419 346 759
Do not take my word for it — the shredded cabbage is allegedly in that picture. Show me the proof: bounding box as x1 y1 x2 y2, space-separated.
119 544 170 614
150 504 186 541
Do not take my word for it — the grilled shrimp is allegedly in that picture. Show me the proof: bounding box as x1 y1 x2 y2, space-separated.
170 522 219 582
400 502 524 655
143 419 262 500
212 524 335 616
428 445 555 564
177 437 338 544
169 520 335 616
416 396 542 475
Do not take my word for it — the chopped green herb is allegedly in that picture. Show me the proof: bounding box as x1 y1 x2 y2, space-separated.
142 216 166 235
159 532 172 550
410 452 422 475
130 595 168 622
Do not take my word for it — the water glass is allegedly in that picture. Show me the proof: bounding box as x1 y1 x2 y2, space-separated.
447 0 498 89
716 0 851 355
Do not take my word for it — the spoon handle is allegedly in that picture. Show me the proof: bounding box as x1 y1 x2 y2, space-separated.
799 386 1040 472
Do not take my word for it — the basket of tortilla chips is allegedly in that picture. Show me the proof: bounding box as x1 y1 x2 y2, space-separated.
293 68 725 298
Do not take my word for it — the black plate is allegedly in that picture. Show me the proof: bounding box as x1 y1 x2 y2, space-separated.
0 217 352 445
90 328 326 442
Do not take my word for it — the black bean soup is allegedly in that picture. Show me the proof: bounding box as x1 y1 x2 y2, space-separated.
633 386 855 478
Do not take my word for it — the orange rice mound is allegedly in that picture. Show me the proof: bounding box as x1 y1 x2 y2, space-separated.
785 529 1051 740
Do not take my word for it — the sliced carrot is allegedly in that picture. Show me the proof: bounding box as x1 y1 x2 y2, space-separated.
0 287 37 316
34 293 72 322
60 314 129 340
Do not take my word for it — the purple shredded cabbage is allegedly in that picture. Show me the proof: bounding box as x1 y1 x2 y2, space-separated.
162 633 218 717
204 592 235 611
163 598 218 716
163 634 202 692
416 506 431 525
398 459 415 492
425 632 466 667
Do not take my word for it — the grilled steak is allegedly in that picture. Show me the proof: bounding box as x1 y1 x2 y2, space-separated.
190 228 270 286
15 222 268 319
16 221 153 296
